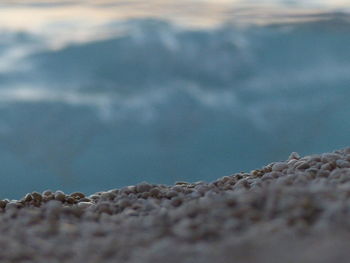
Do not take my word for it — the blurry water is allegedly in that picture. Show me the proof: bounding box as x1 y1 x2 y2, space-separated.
0 0 350 198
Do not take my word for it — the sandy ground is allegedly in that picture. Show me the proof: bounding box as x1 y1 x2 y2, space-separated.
1 148 350 262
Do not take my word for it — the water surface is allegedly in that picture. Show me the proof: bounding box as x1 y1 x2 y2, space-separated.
0 0 350 198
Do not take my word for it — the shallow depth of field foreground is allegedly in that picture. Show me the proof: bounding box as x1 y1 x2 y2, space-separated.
2 148 350 262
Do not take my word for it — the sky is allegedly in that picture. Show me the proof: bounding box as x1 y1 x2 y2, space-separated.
0 0 348 51
1 0 349 31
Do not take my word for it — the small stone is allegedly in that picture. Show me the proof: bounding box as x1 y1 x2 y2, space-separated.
90 195 100 200
97 202 113 214
77 202 93 209
344 148 350 154
321 163 333 171
0 200 6 208
66 197 76 204
173 186 184 192
149 188 160 197
175 181 190 185
309 156 322 163
336 160 350 168
100 192 116 200
288 152 300 160
60 223 78 234
70 192 85 199
306 168 318 176
127 186 137 193
54 191 66 202
43 194 55 202
296 162 310 170
118 199 131 209
45 200 62 217
136 182 152 193
24 194 33 202
318 170 330 178
5 202 18 210
166 191 178 198
15 202 24 208
141 192 150 198
79 198 91 202
42 190 53 196
123 208 138 216
171 198 183 207
272 162 288 172
330 168 350 179
31 192 43 202
321 153 341 163
287 159 298 166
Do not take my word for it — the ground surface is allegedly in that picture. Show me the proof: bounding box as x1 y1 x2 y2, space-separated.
2 148 350 262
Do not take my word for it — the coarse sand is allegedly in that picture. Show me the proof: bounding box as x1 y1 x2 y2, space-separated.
2 148 350 262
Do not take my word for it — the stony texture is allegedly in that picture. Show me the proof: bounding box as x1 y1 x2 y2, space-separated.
3 148 350 262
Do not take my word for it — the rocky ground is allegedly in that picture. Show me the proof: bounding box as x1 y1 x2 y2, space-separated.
2 148 350 262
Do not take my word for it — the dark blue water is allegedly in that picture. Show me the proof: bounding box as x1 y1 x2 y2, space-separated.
0 2 350 198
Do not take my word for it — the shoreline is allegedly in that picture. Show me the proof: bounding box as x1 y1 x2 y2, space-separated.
1 148 350 262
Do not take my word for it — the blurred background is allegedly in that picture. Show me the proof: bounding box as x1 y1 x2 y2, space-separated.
0 0 350 198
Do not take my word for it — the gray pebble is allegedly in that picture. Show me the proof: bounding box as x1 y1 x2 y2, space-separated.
42 190 53 196
321 163 333 171
1 148 350 262
296 162 310 170
336 160 350 168
321 153 341 163
272 162 288 172
150 188 161 197
166 191 178 198
100 192 116 200
54 191 66 202
136 182 152 193
77 202 93 209
288 152 300 160
5 202 18 210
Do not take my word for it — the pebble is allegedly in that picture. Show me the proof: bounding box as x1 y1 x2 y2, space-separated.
66 197 76 204
321 163 333 171
0 148 349 262
272 162 288 172
24 194 32 202
336 160 350 168
5 202 18 210
0 200 6 208
71 192 85 199
149 188 161 197
79 198 91 202
321 153 341 163
45 200 62 216
296 162 310 170
54 191 66 202
166 190 178 198
288 152 300 160
42 190 53 196
175 181 190 185
100 192 116 200
136 182 152 193
318 170 330 178
77 202 93 209
31 192 43 202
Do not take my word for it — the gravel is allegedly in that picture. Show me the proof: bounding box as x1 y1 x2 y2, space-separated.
2 148 350 262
